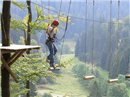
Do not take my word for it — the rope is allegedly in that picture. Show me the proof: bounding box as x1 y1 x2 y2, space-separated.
57 0 63 21
58 16 69 41
59 0 71 65
56 0 62 35
108 0 112 79
84 0 87 76
58 0 71 41
116 0 120 78
92 0 95 75
41 1 48 56
48 0 50 23
31 1 130 26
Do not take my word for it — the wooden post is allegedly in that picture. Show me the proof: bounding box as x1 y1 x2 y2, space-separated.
1 1 11 97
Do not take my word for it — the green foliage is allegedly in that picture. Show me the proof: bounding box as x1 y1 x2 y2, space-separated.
61 44 73 54
30 82 37 97
88 80 102 97
38 77 48 84
46 76 55 84
71 64 84 78
12 1 27 10
75 16 130 78
58 58 73 68
107 83 129 97
97 76 108 96
18 36 25 44
42 93 53 97
10 82 29 97
11 53 56 83
10 53 72 96
118 74 130 88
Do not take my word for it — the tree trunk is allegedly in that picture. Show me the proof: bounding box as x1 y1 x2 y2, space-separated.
1 1 11 97
26 0 32 97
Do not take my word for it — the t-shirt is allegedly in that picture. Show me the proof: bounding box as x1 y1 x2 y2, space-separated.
48 26 55 39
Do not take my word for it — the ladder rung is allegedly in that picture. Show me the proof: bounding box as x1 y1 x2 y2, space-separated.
107 79 118 83
125 74 130 78
48 67 60 71
83 75 94 80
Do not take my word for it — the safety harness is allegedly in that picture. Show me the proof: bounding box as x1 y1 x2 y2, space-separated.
45 25 58 44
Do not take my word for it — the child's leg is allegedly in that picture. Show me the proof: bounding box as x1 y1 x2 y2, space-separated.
53 43 58 55
47 54 50 60
46 41 54 66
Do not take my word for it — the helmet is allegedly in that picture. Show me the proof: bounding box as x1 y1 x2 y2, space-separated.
52 20 59 26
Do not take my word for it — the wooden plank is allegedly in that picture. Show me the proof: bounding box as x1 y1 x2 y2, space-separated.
0 44 41 51
125 74 130 78
107 79 118 83
1 55 19 83
83 75 94 80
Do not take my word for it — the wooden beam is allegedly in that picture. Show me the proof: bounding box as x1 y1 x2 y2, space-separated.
1 50 14 54
7 51 20 63
0 51 20 71
9 50 25 66
1 55 19 83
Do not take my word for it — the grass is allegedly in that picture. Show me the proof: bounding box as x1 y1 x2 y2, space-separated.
63 40 76 52
37 54 90 97
49 73 89 97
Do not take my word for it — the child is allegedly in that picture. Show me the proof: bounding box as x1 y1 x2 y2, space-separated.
45 20 59 69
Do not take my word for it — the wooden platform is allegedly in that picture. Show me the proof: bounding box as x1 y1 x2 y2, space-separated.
0 44 41 83
0 44 40 53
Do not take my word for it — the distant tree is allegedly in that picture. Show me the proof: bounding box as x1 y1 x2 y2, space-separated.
30 82 37 97
42 93 53 97
118 38 129 75
107 83 129 97
98 76 108 96
93 69 100 78
118 74 130 88
88 80 102 97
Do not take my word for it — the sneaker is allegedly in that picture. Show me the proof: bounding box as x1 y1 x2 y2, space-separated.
46 58 50 63
53 65 56 69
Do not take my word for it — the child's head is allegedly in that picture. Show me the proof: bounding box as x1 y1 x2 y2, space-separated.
51 20 59 27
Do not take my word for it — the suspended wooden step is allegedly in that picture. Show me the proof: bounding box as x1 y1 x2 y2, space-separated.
83 75 94 80
107 79 118 83
125 74 130 78
48 67 60 71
